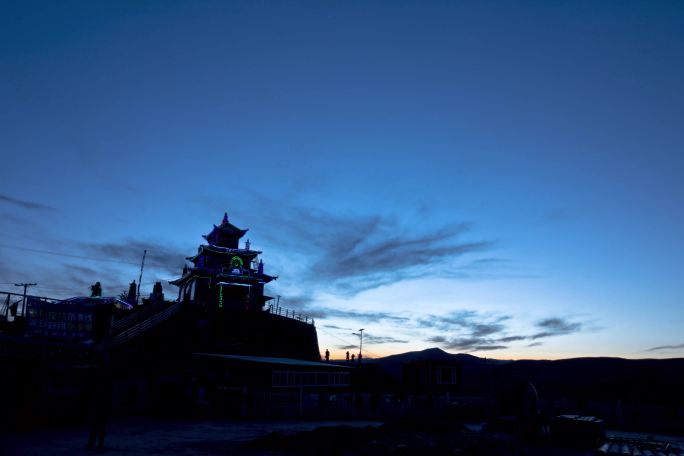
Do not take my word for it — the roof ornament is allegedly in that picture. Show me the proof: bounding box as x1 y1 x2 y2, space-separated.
245 239 251 250
222 212 229 225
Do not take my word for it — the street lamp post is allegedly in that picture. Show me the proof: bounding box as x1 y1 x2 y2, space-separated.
352 329 365 363
357 328 364 362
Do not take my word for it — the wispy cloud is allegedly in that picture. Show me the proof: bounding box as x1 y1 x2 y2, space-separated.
0 194 57 212
363 334 409 344
304 306 410 324
310 222 490 295
79 239 190 276
0 236 188 299
60 263 131 297
427 335 447 343
417 311 509 333
531 318 583 339
647 342 684 352
273 294 314 310
421 312 587 353
498 335 527 343
419 310 515 352
237 197 496 297
322 324 353 331
443 337 508 351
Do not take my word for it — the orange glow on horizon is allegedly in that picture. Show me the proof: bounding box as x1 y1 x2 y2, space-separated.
325 348 673 361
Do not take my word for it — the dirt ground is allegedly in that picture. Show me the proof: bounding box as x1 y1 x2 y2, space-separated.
0 418 380 455
0 418 602 456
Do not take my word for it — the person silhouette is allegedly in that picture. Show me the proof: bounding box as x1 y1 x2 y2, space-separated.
325 349 330 362
86 372 111 449
351 354 355 363
346 351 350 362
90 282 102 297
86 358 112 449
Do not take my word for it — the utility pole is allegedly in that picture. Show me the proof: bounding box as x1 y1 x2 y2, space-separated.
137 250 147 304
13 282 36 318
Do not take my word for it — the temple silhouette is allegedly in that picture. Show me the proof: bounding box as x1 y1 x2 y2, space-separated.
168 212 320 360
171 212 275 311
0 213 346 427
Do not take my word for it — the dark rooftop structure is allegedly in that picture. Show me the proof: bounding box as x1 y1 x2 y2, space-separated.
0 213 328 427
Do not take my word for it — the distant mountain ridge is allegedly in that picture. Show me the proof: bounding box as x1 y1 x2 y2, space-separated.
374 347 684 364
371 347 482 364
369 347 684 405
364 347 496 381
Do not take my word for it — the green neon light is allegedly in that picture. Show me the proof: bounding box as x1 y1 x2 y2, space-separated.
219 285 223 308
230 256 244 269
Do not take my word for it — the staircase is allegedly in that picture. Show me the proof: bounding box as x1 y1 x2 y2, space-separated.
110 300 183 347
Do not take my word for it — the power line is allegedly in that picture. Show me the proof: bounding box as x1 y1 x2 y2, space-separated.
0 243 139 266
318 325 356 346
33 285 84 292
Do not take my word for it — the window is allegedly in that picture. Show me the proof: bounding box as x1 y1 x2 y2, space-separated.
272 371 350 387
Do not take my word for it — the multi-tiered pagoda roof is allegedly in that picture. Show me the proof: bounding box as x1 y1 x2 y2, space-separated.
170 213 276 310
202 212 249 248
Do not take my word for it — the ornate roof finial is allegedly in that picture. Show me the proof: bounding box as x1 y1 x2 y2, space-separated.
222 212 229 224
245 239 251 250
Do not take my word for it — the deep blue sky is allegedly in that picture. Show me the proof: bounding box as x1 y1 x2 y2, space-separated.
2 1 683 358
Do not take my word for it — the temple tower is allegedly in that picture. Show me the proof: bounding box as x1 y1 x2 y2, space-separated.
170 213 276 311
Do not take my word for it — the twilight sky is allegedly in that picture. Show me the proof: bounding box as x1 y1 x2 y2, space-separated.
1 1 683 359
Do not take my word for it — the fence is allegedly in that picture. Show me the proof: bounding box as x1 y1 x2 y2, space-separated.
266 304 315 325
0 291 60 321
112 299 176 333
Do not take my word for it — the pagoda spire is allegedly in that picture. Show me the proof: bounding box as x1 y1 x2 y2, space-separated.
222 212 229 225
